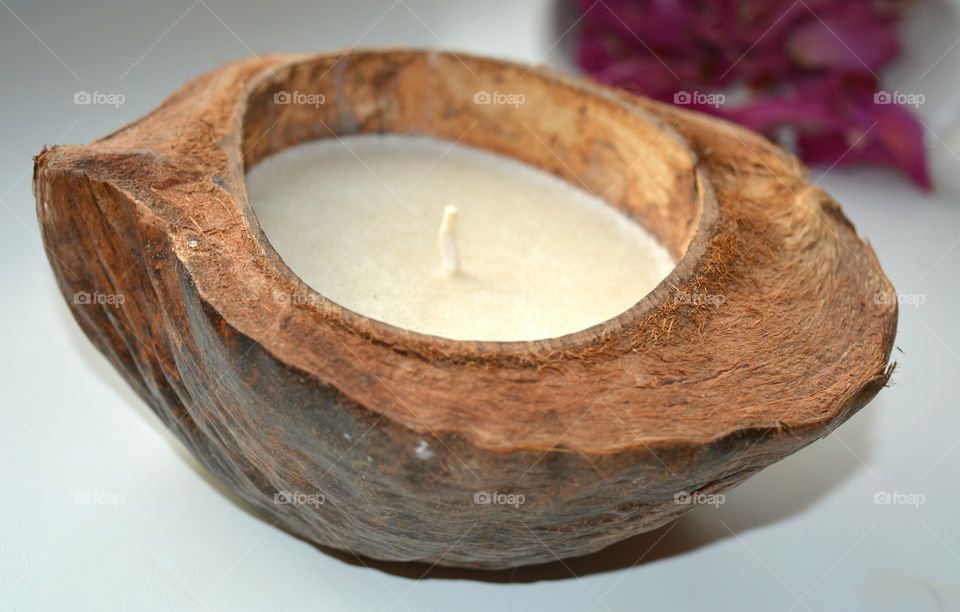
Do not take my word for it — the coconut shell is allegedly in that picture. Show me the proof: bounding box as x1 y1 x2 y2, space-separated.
34 50 896 569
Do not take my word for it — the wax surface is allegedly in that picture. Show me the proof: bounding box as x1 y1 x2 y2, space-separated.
247 135 675 341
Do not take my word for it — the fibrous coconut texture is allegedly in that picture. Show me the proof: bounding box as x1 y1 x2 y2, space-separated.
35 50 896 569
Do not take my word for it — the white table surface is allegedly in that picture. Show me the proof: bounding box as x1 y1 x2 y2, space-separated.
1 1 959 610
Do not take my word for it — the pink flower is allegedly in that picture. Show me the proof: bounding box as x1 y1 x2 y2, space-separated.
575 0 931 189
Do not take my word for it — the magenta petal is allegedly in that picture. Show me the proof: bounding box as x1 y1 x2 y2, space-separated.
576 30 620 73
787 16 900 73
861 102 932 190
717 96 840 134
795 100 932 190
572 0 930 190
586 53 701 100
796 132 854 165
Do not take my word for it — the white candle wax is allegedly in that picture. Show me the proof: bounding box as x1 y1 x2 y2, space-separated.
247 135 675 341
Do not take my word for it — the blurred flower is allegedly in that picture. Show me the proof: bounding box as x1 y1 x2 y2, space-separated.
576 0 931 189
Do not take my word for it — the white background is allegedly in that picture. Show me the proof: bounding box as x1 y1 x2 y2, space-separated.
1 1 959 610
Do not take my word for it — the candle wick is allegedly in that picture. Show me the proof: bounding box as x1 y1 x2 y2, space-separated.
438 205 461 274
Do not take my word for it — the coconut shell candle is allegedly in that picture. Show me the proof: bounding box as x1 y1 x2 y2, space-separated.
34 50 896 570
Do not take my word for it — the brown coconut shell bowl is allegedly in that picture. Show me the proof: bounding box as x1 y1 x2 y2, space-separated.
34 50 896 570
